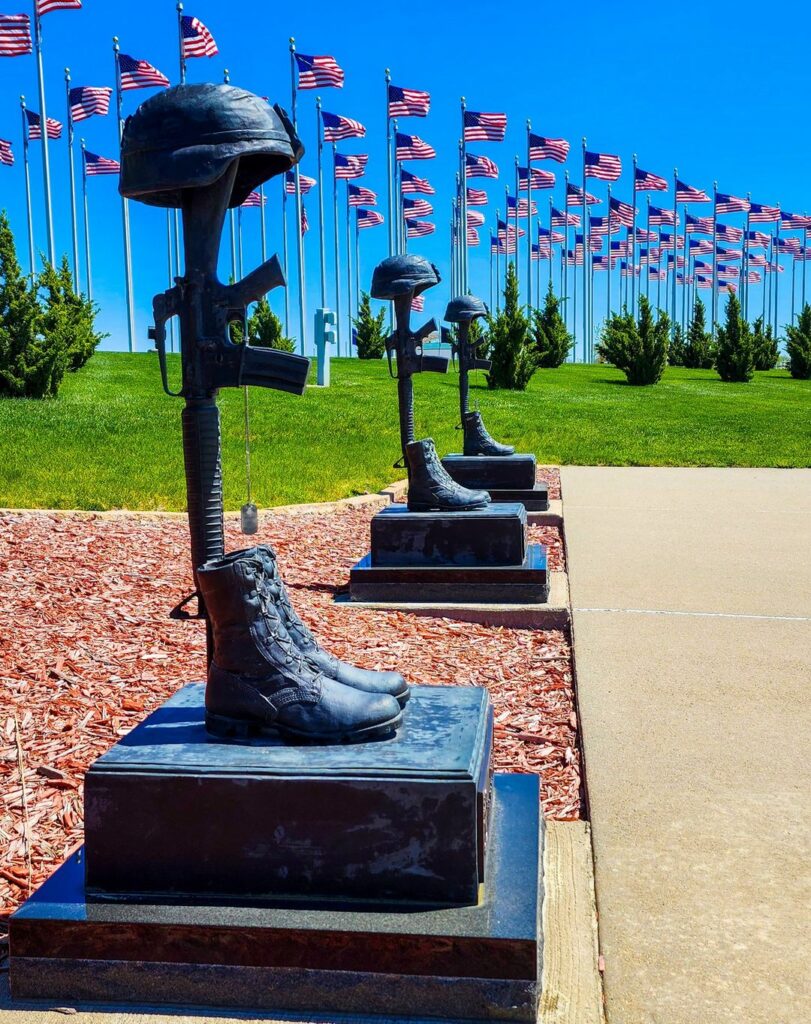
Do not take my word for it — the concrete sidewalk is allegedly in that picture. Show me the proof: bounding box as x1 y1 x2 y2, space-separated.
562 467 811 1024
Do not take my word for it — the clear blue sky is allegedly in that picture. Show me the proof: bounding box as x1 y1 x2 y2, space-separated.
1 0 810 356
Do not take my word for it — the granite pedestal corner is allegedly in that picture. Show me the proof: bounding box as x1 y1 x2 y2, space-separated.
441 455 549 512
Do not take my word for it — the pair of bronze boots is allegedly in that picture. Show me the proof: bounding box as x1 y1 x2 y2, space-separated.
406 411 514 513
198 545 408 743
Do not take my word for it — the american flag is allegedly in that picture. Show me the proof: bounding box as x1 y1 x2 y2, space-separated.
467 227 480 247
411 295 425 312
528 133 569 162
746 270 762 283
348 184 377 206
294 53 344 90
551 207 580 227
592 255 610 270
666 254 685 268
747 252 768 266
763 262 784 274
467 210 485 226
69 86 111 122
648 205 676 227
716 223 743 242
119 54 169 91
576 232 604 252
388 85 430 118
648 267 667 280
716 263 739 277
685 213 713 234
37 0 81 12
465 152 498 179
518 166 555 191
633 227 657 242
745 230 770 247
620 262 637 277
26 110 62 140
285 171 317 194
333 153 367 179
567 183 600 207
464 110 507 142
637 248 660 264
566 249 584 265
0 14 31 56
322 111 365 142
401 168 434 195
0 139 13 167
466 187 488 206
507 195 537 218
658 232 684 250
676 274 694 286
490 235 506 255
748 202 779 223
538 227 565 244
781 212 811 229
716 245 742 260
300 206 309 235
585 150 621 181
241 191 266 208
84 150 120 176
403 197 433 218
694 260 713 274
715 191 750 214
776 237 801 253
794 249 811 261
610 239 630 257
532 244 550 261
718 282 738 293
696 276 712 289
180 15 218 58
589 216 620 236
498 220 525 240
634 167 667 192
357 207 384 229
689 239 713 253
406 218 435 238
609 197 635 227
395 132 435 160
675 179 710 203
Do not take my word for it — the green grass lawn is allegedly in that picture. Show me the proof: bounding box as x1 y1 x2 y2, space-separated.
0 352 808 511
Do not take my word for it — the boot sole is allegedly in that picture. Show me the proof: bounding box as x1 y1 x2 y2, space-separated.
205 710 404 744
407 502 490 512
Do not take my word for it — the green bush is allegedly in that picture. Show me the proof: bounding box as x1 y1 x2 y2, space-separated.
248 297 294 351
683 297 715 369
353 291 387 359
669 323 686 367
715 292 754 382
531 281 572 368
38 255 106 371
486 262 538 390
785 304 811 379
597 296 669 386
751 315 779 371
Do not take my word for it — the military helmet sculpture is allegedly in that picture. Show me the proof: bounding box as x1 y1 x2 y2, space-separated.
444 294 488 323
370 254 440 302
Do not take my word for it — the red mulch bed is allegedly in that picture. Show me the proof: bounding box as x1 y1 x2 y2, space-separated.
0 469 579 914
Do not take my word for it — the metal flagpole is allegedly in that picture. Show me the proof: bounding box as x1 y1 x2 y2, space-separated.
743 193 751 318
64 69 80 290
572 239 578 360
489 237 493 309
526 120 533 310
113 39 136 352
259 185 266 262
645 195 651 303
385 69 393 257
671 168 678 330
392 119 401 253
460 97 468 290
711 181 718 336
564 171 569 329
332 143 342 356
606 183 612 326
548 196 554 287
581 139 587 362
19 97 35 277
791 253 796 323
33 3 55 266
237 206 244 279
80 138 91 299
682 205 689 333
763 234 769 323
177 2 186 83
589 211 595 361
229 206 237 280
289 38 306 355
354 208 360 342
345 182 353 353
514 156 520 300
657 226 662 313
631 153 637 315
505 184 511 292
166 211 175 352
281 178 290 335
773 221 780 338
803 225 808 308
315 96 327 307
495 208 500 311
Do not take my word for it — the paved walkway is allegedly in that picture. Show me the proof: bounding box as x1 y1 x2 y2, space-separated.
562 467 811 1024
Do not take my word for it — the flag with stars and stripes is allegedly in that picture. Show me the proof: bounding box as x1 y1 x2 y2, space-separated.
566 249 584 265
84 151 120 175
648 206 676 227
746 270 762 283
748 202 779 223
715 192 750 214
69 86 112 123
567 183 600 207
610 239 630 257
745 230 770 247
763 262 784 274
403 197 433 218
552 207 580 227
119 54 169 90
609 197 635 227
776 237 801 253
528 133 569 162
518 166 555 190
467 210 485 227
465 152 498 179
285 170 317 194
507 195 538 218
357 208 384 229
300 206 309 235
491 235 506 255
675 179 710 203
466 187 487 206
181 15 218 58
0 14 31 55
0 139 13 166
585 151 621 180
634 167 667 191
322 111 365 142
716 223 743 242
464 110 507 142
666 254 686 267
659 233 684 250
467 227 480 247
498 220 526 240
241 191 267 208
396 133 435 160
26 110 62 140
633 227 657 242
401 168 434 194
349 184 377 206
388 85 430 117
532 243 551 261
589 216 620 236
689 239 713 253
747 252 768 266
780 212 811 229
37 0 81 13
715 245 742 260
294 53 344 89
685 213 713 234
411 295 425 312
696 276 712 289
406 218 435 238
333 153 368 179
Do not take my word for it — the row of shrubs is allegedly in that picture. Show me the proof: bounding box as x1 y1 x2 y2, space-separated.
0 212 107 398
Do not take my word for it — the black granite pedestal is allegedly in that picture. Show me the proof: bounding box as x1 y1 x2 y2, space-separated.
10 773 544 1022
442 454 549 512
350 502 549 605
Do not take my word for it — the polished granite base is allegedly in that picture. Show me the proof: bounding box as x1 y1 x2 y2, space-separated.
10 774 544 1023
351 543 549 605
441 456 549 512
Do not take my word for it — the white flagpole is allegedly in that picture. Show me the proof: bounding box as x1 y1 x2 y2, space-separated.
460 97 468 290
259 184 266 262
237 206 244 279
32 3 55 265
64 69 80 290
711 180 718 336
19 96 36 278
166 210 175 352
281 177 290 335
289 38 306 355
315 95 327 306
354 209 360 347
631 153 637 315
176 2 186 83
345 182 353 353
526 120 533 310
80 138 92 300
113 38 136 352
332 142 342 357
385 68 393 257
671 167 678 329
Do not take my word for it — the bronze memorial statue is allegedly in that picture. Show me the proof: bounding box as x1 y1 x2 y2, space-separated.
119 84 406 741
